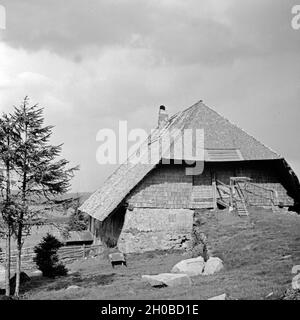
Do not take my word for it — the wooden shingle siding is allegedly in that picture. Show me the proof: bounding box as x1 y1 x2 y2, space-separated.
127 164 193 208
190 169 214 208
126 161 294 210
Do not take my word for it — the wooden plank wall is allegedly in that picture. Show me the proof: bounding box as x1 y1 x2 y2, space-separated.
0 244 104 272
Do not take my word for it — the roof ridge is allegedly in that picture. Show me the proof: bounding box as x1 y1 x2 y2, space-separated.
199 101 282 158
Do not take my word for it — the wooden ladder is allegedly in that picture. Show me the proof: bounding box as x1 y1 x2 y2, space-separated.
216 179 249 216
234 184 249 216
235 198 249 216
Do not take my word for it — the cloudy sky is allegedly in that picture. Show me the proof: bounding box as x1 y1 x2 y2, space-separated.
0 0 299 192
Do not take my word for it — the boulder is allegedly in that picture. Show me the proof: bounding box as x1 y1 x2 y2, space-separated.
292 274 300 290
208 293 226 300
66 285 80 290
292 265 300 275
202 257 224 275
142 273 191 287
171 256 205 276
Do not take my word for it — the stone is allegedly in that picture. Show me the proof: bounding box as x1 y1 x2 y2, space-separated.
292 274 300 290
208 293 226 300
142 273 191 287
66 285 80 290
202 257 224 275
291 265 300 274
171 256 205 276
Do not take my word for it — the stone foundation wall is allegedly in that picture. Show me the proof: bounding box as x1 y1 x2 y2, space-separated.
117 208 194 253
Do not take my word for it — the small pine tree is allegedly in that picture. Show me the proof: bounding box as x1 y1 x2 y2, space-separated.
33 233 68 278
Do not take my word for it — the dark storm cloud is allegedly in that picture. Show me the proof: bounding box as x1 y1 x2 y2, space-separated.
1 0 152 53
1 0 299 191
3 0 299 66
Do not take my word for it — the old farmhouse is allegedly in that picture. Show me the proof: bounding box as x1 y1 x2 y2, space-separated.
79 101 300 253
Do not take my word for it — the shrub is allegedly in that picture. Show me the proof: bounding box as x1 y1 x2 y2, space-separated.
33 233 68 278
67 209 88 232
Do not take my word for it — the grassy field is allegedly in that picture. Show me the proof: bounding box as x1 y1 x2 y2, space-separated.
19 208 300 300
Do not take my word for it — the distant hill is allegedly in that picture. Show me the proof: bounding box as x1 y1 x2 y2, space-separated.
63 192 92 203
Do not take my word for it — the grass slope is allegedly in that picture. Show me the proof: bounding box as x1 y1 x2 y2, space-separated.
22 208 300 300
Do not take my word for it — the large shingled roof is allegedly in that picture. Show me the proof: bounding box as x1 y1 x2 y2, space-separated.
79 100 283 221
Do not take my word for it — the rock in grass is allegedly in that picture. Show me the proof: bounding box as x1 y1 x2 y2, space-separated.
171 256 205 276
202 257 224 275
66 285 81 290
142 273 191 288
292 265 300 274
208 293 226 300
292 274 300 290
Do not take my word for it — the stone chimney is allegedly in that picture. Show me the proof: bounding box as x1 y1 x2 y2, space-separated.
158 105 168 128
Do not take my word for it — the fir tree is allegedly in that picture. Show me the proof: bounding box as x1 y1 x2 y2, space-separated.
11 97 78 296
0 113 19 296
33 233 67 278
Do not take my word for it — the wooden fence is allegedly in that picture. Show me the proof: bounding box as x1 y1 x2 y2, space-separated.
0 243 104 272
